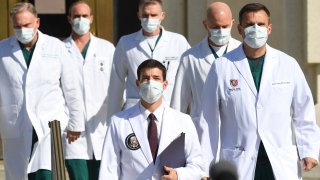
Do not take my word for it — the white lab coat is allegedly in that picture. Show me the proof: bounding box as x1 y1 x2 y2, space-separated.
63 34 115 160
170 37 240 124
0 31 85 179
106 28 190 124
99 103 204 180
199 44 320 180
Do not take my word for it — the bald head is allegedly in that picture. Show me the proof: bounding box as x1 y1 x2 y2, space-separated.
204 2 234 46
207 2 232 22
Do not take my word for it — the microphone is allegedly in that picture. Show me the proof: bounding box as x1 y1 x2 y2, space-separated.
209 161 238 180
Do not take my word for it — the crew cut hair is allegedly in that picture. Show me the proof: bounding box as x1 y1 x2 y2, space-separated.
239 3 270 24
68 0 92 16
138 0 163 8
137 59 167 80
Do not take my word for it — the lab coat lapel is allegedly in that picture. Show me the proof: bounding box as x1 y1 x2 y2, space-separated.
135 30 152 58
257 45 277 100
84 34 96 61
157 107 180 158
128 107 154 164
232 46 258 96
201 38 215 66
10 37 27 70
65 37 84 63
28 31 44 69
153 28 168 50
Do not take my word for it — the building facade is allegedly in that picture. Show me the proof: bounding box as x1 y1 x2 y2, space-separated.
0 0 319 178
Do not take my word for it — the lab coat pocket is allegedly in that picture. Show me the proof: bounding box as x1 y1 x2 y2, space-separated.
221 148 245 166
277 146 300 177
0 105 20 139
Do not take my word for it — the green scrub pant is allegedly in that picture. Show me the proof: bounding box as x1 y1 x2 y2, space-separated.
28 169 52 180
65 158 101 180
254 143 275 180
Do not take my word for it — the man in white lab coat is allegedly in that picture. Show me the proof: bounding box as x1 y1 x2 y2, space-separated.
99 59 204 180
106 0 190 124
199 3 320 180
0 2 84 180
170 2 240 125
63 1 115 180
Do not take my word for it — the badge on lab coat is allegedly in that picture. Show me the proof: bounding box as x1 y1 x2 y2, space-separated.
125 133 140 150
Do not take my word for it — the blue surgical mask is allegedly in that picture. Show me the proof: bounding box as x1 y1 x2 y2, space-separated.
209 28 231 46
244 24 268 49
72 17 91 35
141 18 161 33
14 27 36 44
139 80 163 104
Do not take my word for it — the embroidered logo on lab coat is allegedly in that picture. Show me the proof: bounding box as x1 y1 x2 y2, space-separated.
228 79 240 91
230 79 238 87
125 133 140 150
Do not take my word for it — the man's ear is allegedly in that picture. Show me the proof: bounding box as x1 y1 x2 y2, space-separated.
161 11 166 20
267 23 272 35
89 15 93 24
163 80 168 90
202 20 208 30
237 24 243 36
136 80 140 88
68 16 72 24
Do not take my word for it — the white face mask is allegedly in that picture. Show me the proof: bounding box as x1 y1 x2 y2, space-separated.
244 24 268 49
139 80 163 104
141 18 161 33
14 27 36 44
72 17 91 35
209 28 231 46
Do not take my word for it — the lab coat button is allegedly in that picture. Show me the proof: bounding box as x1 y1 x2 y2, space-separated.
100 67 104 71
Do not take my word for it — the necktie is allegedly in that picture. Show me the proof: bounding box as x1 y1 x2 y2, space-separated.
148 113 158 163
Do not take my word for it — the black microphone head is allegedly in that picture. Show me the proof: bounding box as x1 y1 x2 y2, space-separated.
209 161 238 180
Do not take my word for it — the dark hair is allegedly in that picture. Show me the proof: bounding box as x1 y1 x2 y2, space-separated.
137 59 167 80
68 0 91 16
139 0 163 9
239 3 270 24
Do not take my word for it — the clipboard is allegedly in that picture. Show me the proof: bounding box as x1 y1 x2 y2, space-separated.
159 132 186 168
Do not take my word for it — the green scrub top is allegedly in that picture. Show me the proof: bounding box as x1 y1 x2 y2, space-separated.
81 39 91 59
247 54 265 92
19 42 37 68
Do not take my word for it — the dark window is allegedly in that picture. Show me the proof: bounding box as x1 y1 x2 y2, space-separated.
28 0 77 40
115 0 141 43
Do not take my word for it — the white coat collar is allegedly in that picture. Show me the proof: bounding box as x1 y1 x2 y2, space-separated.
135 27 169 42
133 28 169 57
201 37 241 66
199 37 215 65
10 30 44 70
229 44 277 97
64 33 97 61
